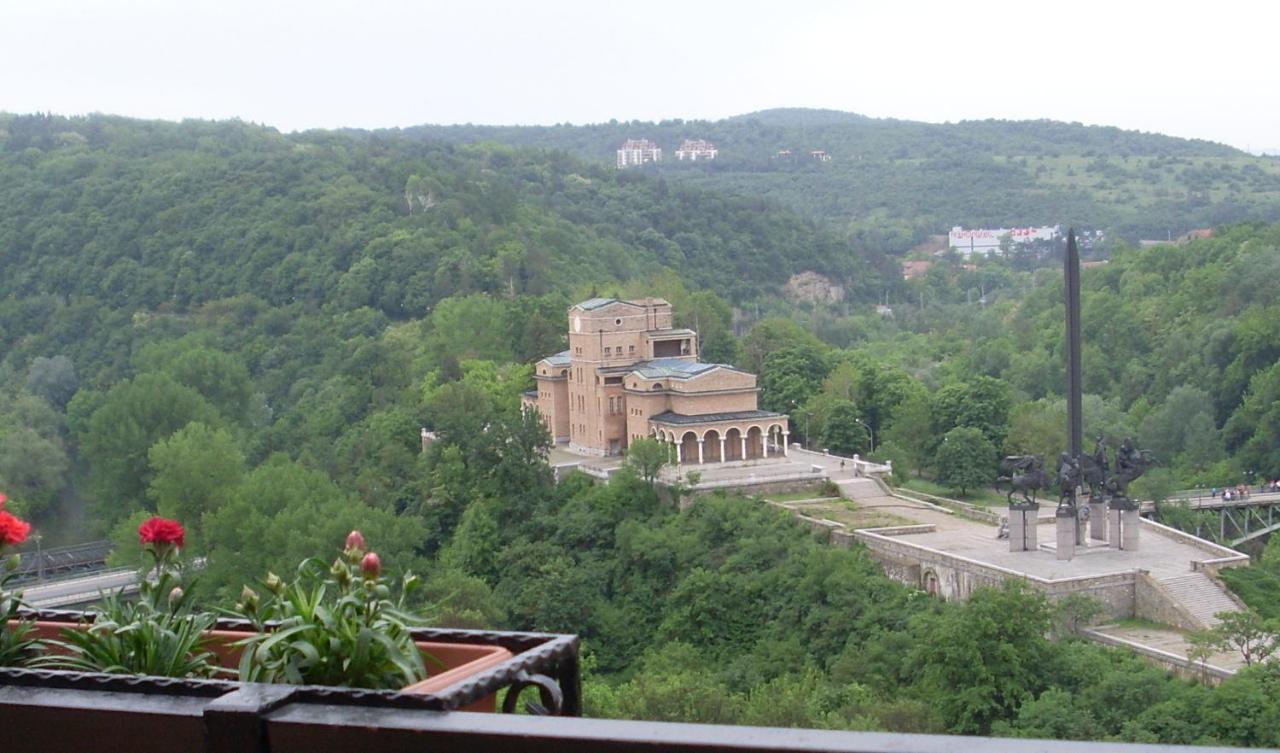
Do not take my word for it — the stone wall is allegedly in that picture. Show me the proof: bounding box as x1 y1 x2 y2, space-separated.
1140 518 1250 567
1134 571 1202 632
851 529 1138 621
1084 629 1235 685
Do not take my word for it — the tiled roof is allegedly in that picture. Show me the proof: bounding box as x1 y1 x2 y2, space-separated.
629 359 738 379
649 410 786 425
540 350 571 366
575 297 619 310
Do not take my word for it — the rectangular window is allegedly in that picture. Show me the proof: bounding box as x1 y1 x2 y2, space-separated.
604 347 612 357
629 345 635 355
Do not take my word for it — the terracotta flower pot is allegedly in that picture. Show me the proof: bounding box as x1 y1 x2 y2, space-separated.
13 620 514 711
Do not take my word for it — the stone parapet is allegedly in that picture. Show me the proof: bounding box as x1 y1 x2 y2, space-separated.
1135 570 1205 632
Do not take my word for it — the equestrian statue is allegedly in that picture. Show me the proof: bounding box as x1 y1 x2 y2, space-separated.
995 454 1049 506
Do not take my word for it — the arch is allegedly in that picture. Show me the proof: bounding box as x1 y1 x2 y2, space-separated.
680 431 700 465
746 426 764 459
560 369 567 377
922 569 941 597
766 423 786 456
724 427 743 461
703 429 722 463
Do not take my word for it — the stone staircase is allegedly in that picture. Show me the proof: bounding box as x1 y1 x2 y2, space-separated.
836 477 885 500
1157 572 1242 628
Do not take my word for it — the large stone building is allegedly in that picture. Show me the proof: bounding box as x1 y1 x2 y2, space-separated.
616 139 662 168
522 297 790 463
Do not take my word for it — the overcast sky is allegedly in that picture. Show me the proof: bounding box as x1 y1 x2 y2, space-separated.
3 0 1278 152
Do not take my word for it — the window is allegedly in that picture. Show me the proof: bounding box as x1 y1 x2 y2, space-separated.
629 345 635 355
608 397 615 414
604 347 612 357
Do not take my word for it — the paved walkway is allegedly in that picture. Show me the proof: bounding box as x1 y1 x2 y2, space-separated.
1091 623 1245 672
779 451 1252 676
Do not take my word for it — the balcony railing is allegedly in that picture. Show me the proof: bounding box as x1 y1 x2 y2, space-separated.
0 610 1255 753
0 671 1251 753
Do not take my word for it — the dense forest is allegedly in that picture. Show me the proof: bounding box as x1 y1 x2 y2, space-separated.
1 113 1279 745
410 108 1280 247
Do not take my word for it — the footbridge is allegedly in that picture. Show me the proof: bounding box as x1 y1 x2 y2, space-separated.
10 539 141 608
10 540 112 582
1140 492 1280 546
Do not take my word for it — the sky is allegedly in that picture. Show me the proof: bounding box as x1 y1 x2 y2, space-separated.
2 0 1278 153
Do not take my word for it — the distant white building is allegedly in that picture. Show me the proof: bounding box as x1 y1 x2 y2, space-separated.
675 139 718 161
617 139 662 168
947 225 1060 257
809 150 831 162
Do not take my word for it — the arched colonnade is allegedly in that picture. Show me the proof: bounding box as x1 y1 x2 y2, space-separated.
652 423 789 465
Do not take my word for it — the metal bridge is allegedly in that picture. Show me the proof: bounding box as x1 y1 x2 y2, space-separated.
1140 492 1280 546
6 539 139 609
11 540 113 582
21 567 141 609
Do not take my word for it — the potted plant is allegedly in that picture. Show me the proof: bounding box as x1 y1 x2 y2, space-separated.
7 518 570 714
223 530 514 709
0 492 39 666
29 516 223 677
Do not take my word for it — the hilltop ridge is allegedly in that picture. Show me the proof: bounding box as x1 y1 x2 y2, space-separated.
405 108 1279 246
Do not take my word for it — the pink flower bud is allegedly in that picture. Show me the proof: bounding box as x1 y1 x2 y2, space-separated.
345 530 366 552
361 552 381 579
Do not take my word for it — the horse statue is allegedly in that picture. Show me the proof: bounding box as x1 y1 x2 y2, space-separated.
1080 436 1110 500
995 454 1049 506
1055 452 1083 511
1108 438 1155 498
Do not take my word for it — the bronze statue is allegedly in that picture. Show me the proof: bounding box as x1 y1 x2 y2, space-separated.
1080 435 1109 500
1056 452 1082 511
996 454 1049 506
1107 437 1152 499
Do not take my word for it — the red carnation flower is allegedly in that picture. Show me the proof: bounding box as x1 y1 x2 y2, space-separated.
361 552 381 579
138 517 185 549
0 510 31 547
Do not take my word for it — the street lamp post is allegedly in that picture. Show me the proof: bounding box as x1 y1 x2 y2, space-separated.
790 402 813 450
33 532 44 582
854 418 875 454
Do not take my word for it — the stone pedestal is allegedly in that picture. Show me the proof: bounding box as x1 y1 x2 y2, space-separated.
1088 498 1107 541
1008 503 1039 552
1056 507 1076 560
1122 508 1141 551
1075 508 1087 545
1107 507 1123 549
1108 497 1140 551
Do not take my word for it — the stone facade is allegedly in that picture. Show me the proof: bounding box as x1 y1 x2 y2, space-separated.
522 297 788 459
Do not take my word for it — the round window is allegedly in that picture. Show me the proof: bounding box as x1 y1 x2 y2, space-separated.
614 318 623 326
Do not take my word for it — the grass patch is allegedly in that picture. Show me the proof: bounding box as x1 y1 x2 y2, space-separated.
1218 566 1280 620
765 488 837 503
790 500 914 530
1105 617 1179 632
899 478 1009 507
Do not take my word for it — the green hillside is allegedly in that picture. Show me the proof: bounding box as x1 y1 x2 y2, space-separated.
1 113 1279 747
0 113 885 315
0 112 883 532
407 109 1280 246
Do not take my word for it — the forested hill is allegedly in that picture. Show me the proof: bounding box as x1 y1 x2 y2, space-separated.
406 108 1280 247
0 112 884 314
